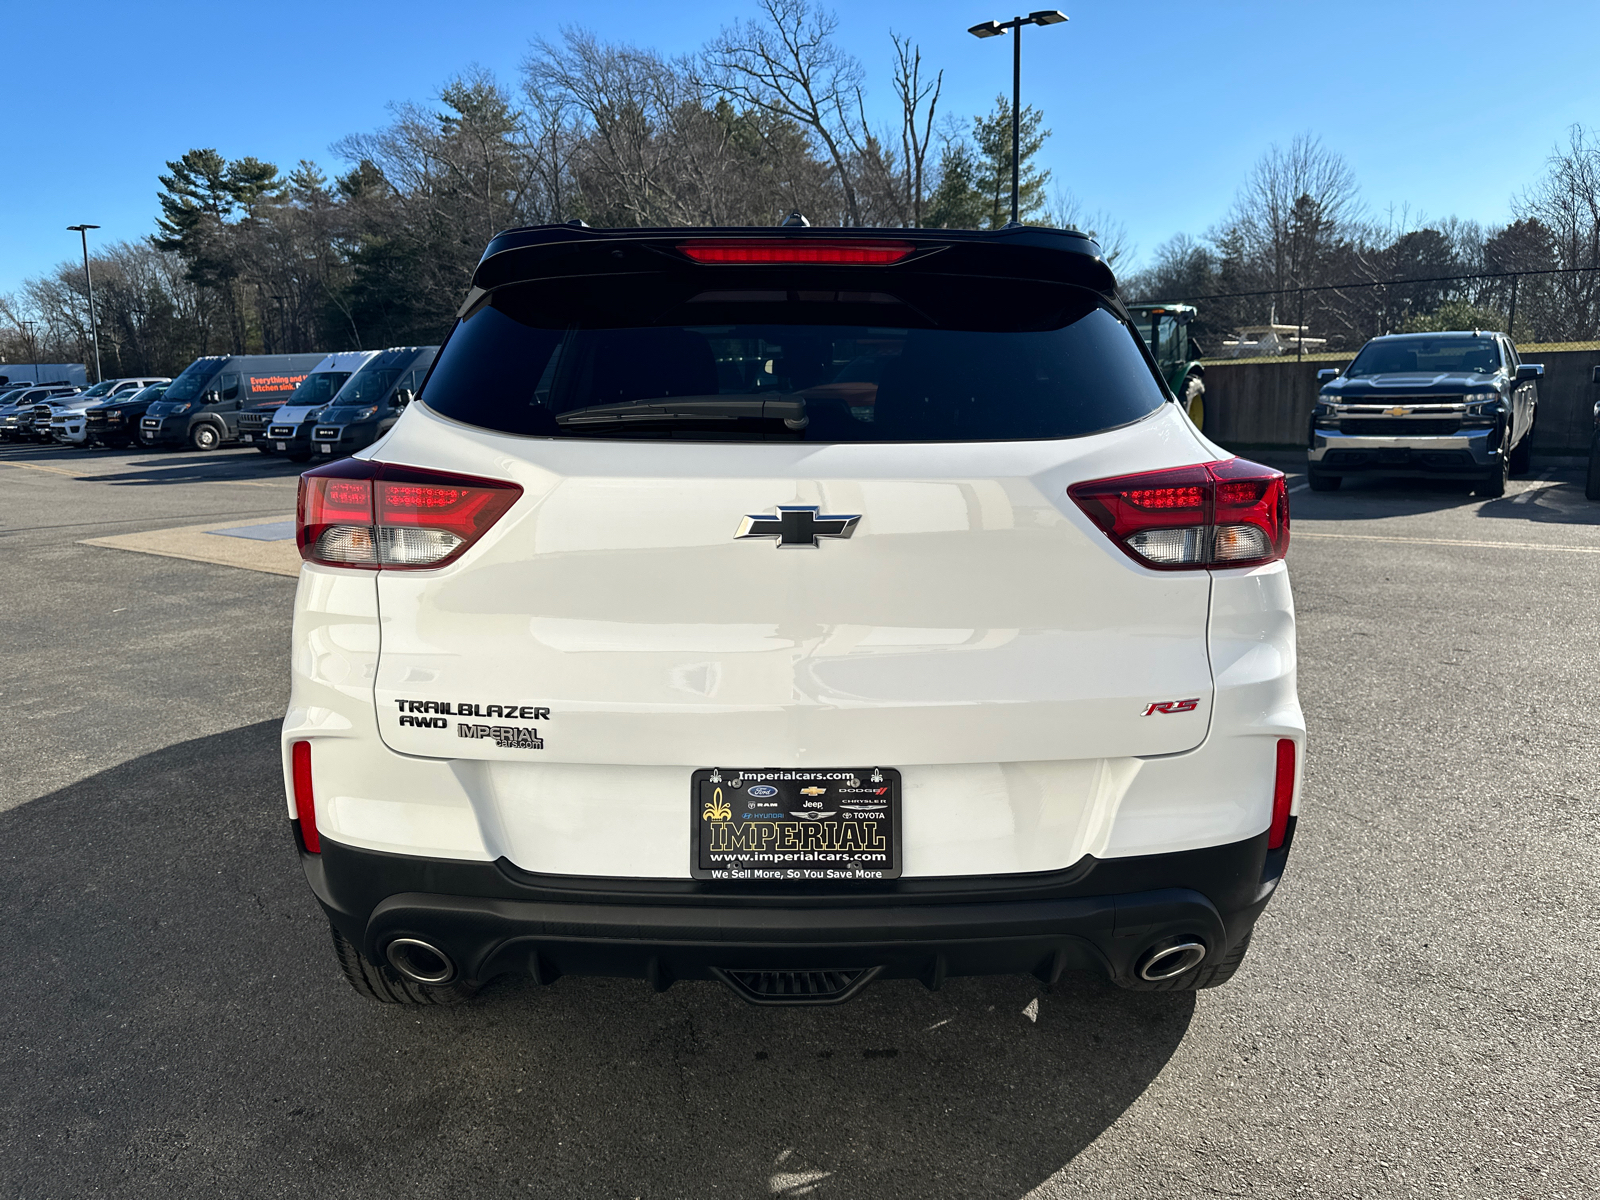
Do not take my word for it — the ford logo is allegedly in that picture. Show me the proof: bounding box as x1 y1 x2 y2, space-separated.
748 785 779 798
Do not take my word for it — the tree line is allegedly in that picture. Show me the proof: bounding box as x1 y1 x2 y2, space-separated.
6 0 1600 379
0 0 1097 380
1122 127 1600 352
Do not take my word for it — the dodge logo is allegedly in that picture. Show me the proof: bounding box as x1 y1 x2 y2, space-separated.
736 505 860 548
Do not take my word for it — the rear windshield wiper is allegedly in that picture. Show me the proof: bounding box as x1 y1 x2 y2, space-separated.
554 395 809 430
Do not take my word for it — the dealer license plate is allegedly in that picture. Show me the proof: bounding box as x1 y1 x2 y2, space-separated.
690 767 901 882
318 444 332 453
274 441 286 450
241 434 253 443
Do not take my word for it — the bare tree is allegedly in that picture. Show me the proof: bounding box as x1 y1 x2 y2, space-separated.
705 0 867 225
529 31 750 226
1513 124 1600 341
1047 190 1132 267
1225 133 1360 312
889 33 941 227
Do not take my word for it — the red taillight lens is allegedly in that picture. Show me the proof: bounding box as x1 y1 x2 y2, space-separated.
679 239 914 265
1269 738 1297 849
296 459 522 570
291 740 319 853
1067 458 1290 570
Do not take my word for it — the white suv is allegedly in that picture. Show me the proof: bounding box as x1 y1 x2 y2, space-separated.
284 226 1304 1007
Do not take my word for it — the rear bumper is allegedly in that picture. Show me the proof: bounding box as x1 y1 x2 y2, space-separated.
301 825 1293 994
1309 428 1497 474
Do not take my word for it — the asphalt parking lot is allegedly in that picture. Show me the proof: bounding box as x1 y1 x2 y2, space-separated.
2 440 1597 1200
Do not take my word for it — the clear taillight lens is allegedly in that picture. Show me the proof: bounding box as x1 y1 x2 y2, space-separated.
1068 458 1290 571
297 459 522 570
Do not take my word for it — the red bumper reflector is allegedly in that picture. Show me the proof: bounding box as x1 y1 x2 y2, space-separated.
1268 738 1296 850
292 740 320 853
679 239 914 265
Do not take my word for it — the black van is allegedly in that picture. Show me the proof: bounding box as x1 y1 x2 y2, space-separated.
139 353 327 450
309 346 438 458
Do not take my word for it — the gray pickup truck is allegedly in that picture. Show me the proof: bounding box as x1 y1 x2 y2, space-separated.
1308 331 1542 497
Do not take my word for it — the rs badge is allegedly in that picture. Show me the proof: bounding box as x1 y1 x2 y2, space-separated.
1143 698 1200 716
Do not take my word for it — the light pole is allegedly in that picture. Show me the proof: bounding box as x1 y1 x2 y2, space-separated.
967 10 1067 227
66 224 103 383
22 318 39 383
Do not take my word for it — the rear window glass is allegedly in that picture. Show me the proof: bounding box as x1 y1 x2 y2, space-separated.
421 278 1167 442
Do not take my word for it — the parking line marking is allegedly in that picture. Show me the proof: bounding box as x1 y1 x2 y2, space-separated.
0 460 87 478
1287 483 1309 494
1296 531 1600 554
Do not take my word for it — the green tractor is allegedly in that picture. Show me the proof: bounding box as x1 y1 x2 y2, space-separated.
1127 303 1207 432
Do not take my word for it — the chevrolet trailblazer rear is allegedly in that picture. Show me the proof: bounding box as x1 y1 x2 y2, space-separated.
283 224 1304 1007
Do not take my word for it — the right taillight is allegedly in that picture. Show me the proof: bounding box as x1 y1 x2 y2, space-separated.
1067 457 1289 570
297 458 522 570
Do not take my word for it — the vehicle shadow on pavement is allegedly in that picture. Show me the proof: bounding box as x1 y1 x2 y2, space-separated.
1292 471 1600 528
74 460 305 488
0 722 1193 1200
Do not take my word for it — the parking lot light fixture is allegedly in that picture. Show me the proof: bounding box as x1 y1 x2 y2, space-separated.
67 224 103 383
966 11 1068 227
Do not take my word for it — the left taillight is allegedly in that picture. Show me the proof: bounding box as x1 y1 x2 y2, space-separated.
291 740 320 853
296 458 522 570
1067 457 1290 571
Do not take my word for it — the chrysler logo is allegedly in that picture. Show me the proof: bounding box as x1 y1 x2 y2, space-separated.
735 505 860 548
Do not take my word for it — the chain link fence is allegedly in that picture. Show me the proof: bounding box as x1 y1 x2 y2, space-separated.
1163 269 1600 453
1141 267 1600 364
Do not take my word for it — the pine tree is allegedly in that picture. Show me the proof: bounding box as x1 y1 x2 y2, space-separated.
971 96 1050 228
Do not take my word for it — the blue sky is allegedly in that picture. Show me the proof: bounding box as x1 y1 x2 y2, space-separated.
4 0 1599 295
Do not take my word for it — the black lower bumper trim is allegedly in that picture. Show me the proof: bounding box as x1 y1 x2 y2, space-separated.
301 824 1293 996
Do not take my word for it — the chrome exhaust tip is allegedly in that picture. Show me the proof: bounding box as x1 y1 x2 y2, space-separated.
385 938 456 985
1137 939 1207 982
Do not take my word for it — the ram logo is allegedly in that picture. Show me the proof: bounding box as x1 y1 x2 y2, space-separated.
1143 698 1200 716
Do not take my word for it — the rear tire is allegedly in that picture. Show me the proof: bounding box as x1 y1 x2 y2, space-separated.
190 422 221 452
1181 374 1206 433
329 923 479 1006
1585 432 1600 501
1509 418 1535 476
1477 448 1509 498
1307 469 1341 492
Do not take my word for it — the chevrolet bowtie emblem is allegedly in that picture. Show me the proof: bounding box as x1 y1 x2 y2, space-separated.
1384 406 1410 417
735 505 860 548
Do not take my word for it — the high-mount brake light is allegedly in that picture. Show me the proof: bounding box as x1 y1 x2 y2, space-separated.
679 239 914 266
297 459 522 570
291 740 319 853
1068 458 1289 571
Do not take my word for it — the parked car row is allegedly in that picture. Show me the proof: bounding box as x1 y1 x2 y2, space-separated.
0 345 436 462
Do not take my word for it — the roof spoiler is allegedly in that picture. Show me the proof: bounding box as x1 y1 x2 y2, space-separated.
466 224 1117 297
